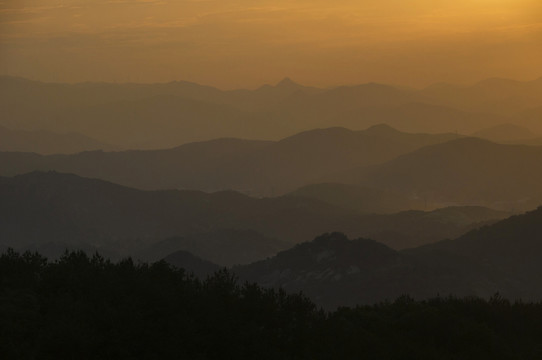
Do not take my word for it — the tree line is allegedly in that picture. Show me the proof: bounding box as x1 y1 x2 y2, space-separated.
2 249 542 359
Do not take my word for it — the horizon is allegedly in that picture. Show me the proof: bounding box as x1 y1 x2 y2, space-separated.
2 0 541 89
3 1 542 357
3 73 542 92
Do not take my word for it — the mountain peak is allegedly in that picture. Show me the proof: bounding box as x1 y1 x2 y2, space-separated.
276 77 299 88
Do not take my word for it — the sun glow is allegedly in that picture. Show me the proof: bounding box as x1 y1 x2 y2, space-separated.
1 0 541 87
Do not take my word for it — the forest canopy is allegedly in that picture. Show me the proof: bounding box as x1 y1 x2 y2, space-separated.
2 249 542 359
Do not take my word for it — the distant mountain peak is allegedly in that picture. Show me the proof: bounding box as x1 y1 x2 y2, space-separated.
254 77 304 92
276 77 299 88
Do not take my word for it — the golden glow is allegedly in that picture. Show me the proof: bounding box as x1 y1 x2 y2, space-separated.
1 0 541 87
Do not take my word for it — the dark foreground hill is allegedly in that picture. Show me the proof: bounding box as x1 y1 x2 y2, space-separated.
0 172 506 261
236 233 494 308
2 249 542 359
237 206 542 308
414 206 542 299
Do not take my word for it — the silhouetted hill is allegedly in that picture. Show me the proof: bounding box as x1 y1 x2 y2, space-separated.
236 233 399 307
0 125 459 195
0 171 346 257
0 125 114 154
0 76 321 147
4 76 537 148
339 137 542 210
237 125 459 195
235 233 494 308
0 75 257 112
237 207 542 307
413 206 542 299
0 172 502 258
0 172 370 259
0 138 272 191
162 250 221 278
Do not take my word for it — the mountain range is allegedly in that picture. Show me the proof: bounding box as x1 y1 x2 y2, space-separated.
335 137 542 210
0 172 508 263
2 76 540 149
3 74 542 312
2 125 542 210
1 171 540 309
0 125 460 196
236 205 542 308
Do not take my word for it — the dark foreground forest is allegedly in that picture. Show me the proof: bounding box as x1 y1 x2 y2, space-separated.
2 250 542 359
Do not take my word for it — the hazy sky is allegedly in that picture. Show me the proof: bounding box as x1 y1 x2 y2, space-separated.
1 0 541 88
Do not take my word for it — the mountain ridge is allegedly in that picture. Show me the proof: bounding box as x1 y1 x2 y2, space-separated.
0 125 460 196
0 171 508 259
236 206 542 308
3 75 541 148
334 137 542 210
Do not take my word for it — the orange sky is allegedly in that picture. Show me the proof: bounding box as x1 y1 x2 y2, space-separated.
1 0 541 88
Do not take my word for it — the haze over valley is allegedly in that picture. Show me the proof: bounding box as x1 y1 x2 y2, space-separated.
2 0 542 357
2 76 542 149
